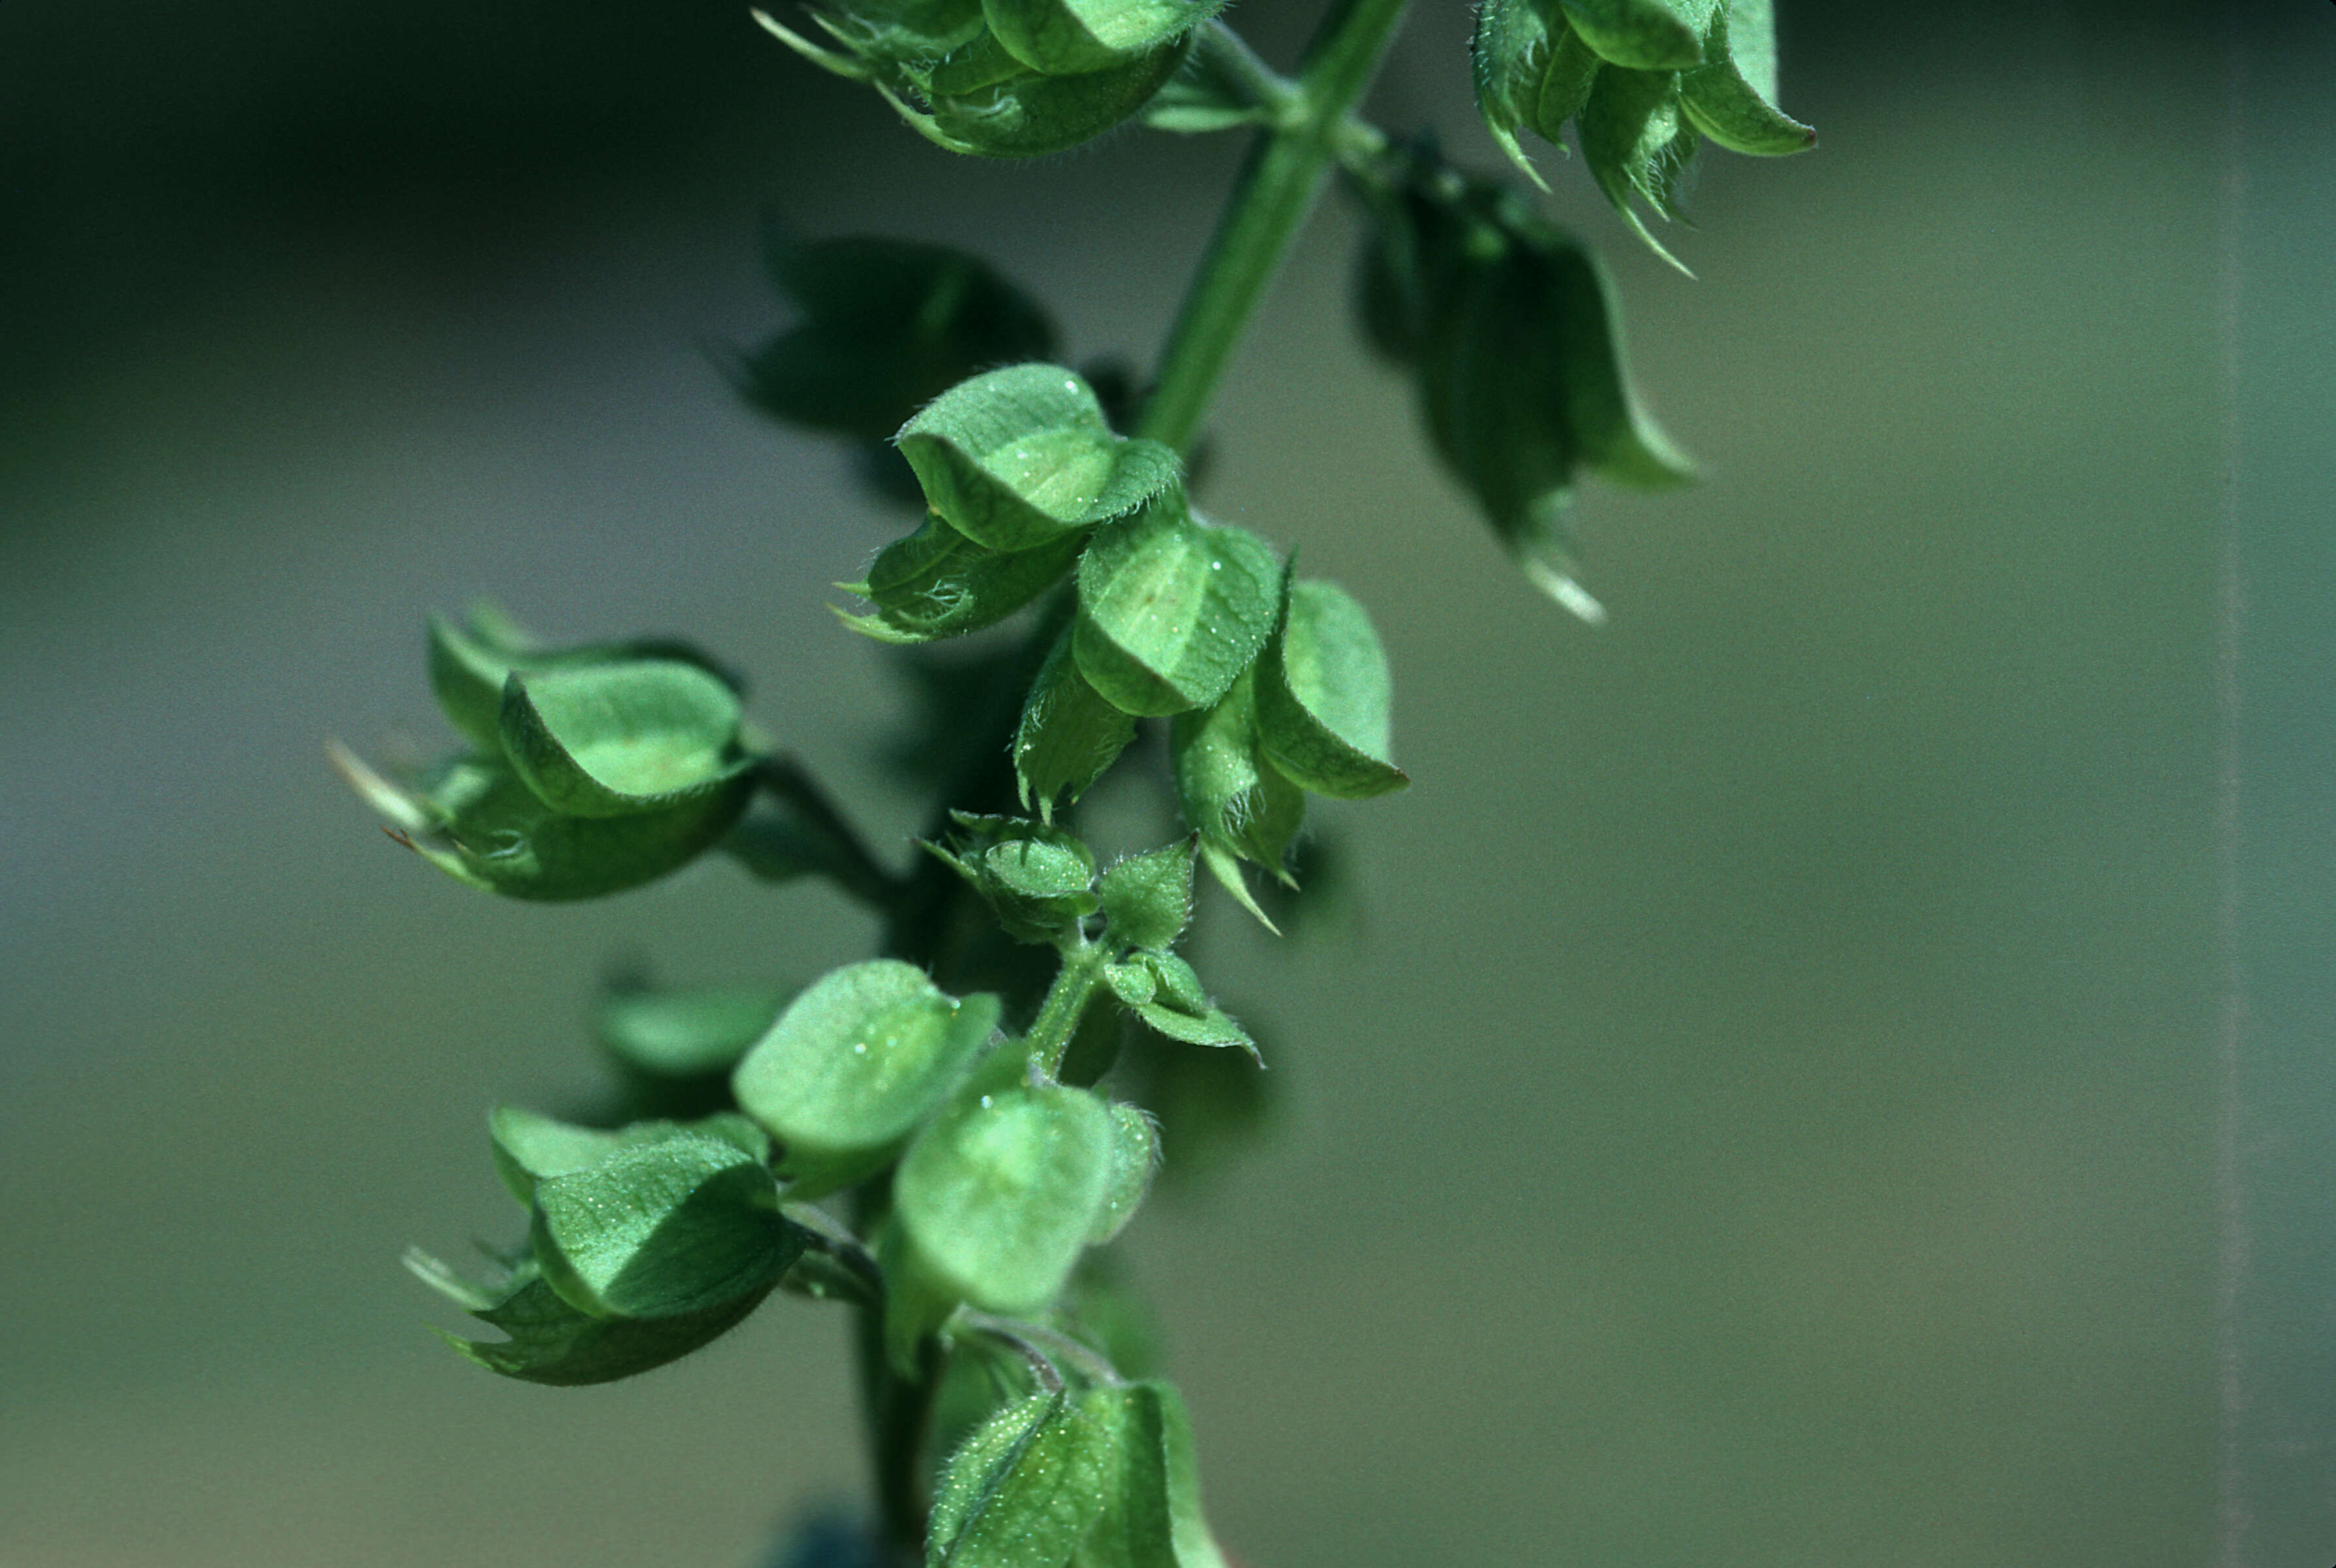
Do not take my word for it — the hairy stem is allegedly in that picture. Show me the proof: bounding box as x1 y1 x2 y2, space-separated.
1026 942 1108 1081
1135 0 1415 451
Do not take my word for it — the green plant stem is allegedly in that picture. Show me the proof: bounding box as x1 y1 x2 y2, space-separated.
1026 941 1108 1080
853 1292 945 1567
1135 0 1414 451
845 3 1413 1552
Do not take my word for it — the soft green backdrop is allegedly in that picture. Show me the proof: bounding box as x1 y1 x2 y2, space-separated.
2 3 2324 1564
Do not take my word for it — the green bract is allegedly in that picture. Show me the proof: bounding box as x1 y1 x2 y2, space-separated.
930 813 1102 944
732 959 1002 1198
408 1252 780 1386
1088 1102 1160 1243
1559 0 1714 71
499 661 753 818
736 234 1058 444
1471 0 1812 267
1098 839 1195 952
1073 1382 1230 1568
1074 499 1280 718
425 604 740 753
528 1132 800 1322
842 512 1087 644
898 365 1179 552
1253 576 1408 799
1124 952 1257 1061
488 1105 771 1202
1168 667 1303 927
984 0 1227 76
758 6 1192 159
896 1082 1115 1313
1015 622 1139 820
1357 152 1694 620
338 748 753 901
929 1390 1113 1568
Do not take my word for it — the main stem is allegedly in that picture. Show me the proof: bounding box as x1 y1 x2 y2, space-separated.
855 1 1412 1556
1134 0 1415 452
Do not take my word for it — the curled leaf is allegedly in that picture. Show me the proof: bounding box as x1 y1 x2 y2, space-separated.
528 1133 802 1322
426 605 739 752
499 660 753 819
898 365 1178 552
983 0 1227 77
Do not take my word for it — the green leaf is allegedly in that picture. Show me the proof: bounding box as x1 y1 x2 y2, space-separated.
983 0 1226 77
736 234 1059 444
1074 499 1280 718
528 1134 802 1321
488 1105 771 1203
732 959 1004 1199
929 1390 1115 1568
426 607 741 753
1097 839 1194 952
597 984 790 1082
1014 622 1138 821
930 812 1102 944
1087 1102 1159 1243
499 661 753 819
1070 1382 1229 1568
345 750 753 901
896 1083 1115 1314
843 512 1086 644
1253 577 1408 800
904 35 1193 159
1678 0 1813 156
898 365 1178 552
1168 667 1303 927
415 1253 779 1386
1556 0 1714 71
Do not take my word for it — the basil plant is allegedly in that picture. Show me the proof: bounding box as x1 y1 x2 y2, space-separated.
338 0 1814 1561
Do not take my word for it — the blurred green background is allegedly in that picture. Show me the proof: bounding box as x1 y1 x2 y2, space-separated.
3 1 2329 1563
